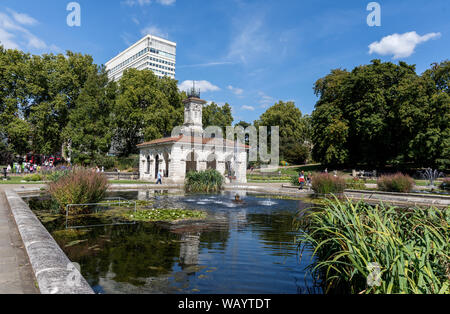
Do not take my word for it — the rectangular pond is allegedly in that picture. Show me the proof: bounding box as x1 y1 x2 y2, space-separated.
25 190 321 294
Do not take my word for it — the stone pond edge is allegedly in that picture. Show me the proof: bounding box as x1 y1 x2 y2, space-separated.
4 189 94 294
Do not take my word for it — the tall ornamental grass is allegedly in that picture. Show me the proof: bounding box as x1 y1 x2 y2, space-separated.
185 170 224 193
296 197 449 294
49 168 109 215
377 173 414 193
311 173 346 194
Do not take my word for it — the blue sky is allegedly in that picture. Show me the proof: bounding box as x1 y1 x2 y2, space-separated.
0 0 448 123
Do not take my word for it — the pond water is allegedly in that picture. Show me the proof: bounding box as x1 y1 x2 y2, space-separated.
27 190 321 294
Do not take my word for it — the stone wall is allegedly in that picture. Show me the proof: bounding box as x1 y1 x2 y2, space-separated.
5 190 94 294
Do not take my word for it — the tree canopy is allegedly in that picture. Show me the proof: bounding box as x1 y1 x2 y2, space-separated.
254 101 311 164
311 59 450 170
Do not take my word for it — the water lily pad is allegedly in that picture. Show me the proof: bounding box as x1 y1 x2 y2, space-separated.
65 239 88 247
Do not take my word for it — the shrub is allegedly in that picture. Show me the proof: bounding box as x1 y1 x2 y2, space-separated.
45 169 70 183
24 174 43 182
311 173 346 194
377 173 414 193
440 178 450 191
347 178 366 190
296 198 450 294
185 170 224 193
116 155 139 172
290 175 301 186
49 168 109 215
94 155 116 171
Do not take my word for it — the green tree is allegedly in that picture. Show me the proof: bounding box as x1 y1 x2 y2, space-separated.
63 66 116 165
113 69 183 156
202 102 234 132
311 59 450 170
255 101 311 164
24 52 98 155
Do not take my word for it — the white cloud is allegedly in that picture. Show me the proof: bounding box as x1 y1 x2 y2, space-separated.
141 25 168 39
241 105 255 111
7 9 37 26
156 0 175 5
228 17 269 64
258 91 274 108
0 10 59 52
178 80 221 93
123 0 175 6
0 28 19 49
369 31 441 59
228 85 244 96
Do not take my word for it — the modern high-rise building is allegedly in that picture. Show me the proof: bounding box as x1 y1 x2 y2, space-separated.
105 34 176 81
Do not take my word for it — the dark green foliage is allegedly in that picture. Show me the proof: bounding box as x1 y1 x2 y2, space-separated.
311 173 346 194
441 178 450 190
377 173 414 193
64 67 116 165
203 102 234 133
185 170 224 193
290 175 301 186
113 69 183 156
312 60 450 170
255 101 312 164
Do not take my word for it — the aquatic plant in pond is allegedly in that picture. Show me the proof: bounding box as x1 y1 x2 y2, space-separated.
296 197 450 294
29 192 318 294
185 170 224 193
125 208 207 222
49 168 109 215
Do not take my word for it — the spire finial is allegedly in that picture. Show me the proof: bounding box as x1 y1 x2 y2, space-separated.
187 80 200 98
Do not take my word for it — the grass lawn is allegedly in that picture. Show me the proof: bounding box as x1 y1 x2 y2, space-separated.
0 176 45 184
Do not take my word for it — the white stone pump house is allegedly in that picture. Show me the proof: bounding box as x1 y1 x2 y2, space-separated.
138 89 248 184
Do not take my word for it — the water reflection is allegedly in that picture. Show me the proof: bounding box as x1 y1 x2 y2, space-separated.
31 191 321 294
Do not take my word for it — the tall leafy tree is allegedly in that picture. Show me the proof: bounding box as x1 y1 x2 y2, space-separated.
202 102 234 133
63 67 116 165
255 101 311 164
311 59 450 170
113 69 183 156
26 52 97 155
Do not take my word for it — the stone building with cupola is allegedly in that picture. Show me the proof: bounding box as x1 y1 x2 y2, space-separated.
137 85 248 184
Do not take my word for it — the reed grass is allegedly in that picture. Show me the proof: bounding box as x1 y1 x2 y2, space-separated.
185 169 224 193
296 197 449 294
49 168 109 215
311 173 347 194
377 173 414 193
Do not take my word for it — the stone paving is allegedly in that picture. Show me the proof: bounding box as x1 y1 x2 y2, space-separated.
0 185 39 294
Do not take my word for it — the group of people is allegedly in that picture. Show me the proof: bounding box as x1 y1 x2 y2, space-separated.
298 171 312 190
6 162 42 175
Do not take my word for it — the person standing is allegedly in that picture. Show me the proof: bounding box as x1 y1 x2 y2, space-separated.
156 170 162 185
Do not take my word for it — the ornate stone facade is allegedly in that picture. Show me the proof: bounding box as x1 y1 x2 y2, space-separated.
138 96 248 184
